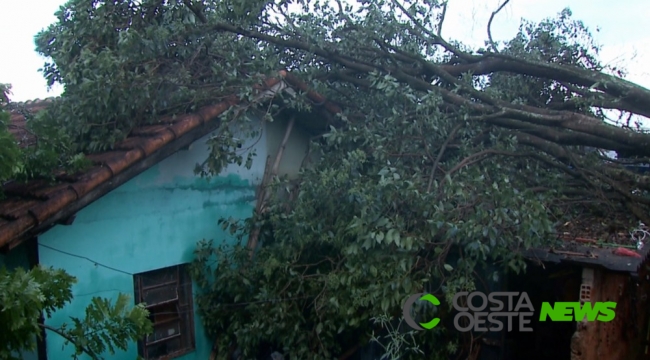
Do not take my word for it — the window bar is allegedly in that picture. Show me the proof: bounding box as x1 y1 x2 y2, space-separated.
151 316 181 327
144 297 179 309
137 275 143 303
146 322 181 344
146 333 181 347
141 279 180 291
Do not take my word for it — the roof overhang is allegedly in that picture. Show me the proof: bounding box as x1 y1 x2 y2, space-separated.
523 243 650 276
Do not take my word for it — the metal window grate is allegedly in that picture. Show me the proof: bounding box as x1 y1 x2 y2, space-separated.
134 264 195 360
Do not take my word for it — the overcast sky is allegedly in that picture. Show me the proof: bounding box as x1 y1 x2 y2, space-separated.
0 0 648 102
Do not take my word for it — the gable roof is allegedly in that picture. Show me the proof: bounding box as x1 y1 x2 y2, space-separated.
0 71 340 252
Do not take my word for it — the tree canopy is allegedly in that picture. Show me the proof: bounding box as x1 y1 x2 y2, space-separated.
0 85 22 184
4 0 650 358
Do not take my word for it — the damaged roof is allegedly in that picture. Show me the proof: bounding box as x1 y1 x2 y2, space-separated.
0 71 340 252
1 72 648 275
525 216 650 275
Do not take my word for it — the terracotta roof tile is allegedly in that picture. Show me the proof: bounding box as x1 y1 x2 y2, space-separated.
1 216 37 249
29 183 72 200
5 98 55 148
130 124 176 137
113 137 149 154
29 188 78 224
3 179 52 196
0 198 42 220
0 76 296 250
67 167 113 198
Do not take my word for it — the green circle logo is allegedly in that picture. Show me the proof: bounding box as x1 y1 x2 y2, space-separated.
403 293 441 330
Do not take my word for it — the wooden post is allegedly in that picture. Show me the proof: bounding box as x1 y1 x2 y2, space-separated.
247 116 296 258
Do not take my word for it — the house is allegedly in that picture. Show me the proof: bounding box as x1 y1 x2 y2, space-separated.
3 70 649 360
0 71 338 360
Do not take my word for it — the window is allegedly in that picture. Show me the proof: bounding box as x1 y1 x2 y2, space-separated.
134 264 195 359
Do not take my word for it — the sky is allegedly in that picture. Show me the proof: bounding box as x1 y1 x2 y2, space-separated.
0 0 648 103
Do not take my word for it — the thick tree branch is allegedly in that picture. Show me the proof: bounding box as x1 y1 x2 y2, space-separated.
208 23 650 155
438 55 650 118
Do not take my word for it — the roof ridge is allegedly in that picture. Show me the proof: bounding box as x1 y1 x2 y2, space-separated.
7 97 58 108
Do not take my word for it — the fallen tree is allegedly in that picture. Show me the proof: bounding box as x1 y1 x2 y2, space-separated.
23 0 650 359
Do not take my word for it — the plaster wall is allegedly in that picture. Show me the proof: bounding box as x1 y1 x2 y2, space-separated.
37 118 270 360
265 116 312 179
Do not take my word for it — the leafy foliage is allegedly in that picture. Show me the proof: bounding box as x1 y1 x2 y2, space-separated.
0 265 152 360
190 81 552 357
34 0 277 151
26 0 650 358
0 85 22 185
0 87 91 184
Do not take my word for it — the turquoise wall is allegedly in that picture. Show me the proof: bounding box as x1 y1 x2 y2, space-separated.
37 123 268 360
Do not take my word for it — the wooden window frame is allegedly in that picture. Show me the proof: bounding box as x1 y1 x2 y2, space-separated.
134 264 195 360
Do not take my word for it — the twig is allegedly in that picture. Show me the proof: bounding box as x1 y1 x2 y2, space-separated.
437 1 448 37
389 0 474 61
39 324 100 360
182 0 207 23
427 123 461 193
487 0 510 53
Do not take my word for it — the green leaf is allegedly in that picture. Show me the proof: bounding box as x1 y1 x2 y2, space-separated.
369 266 378 277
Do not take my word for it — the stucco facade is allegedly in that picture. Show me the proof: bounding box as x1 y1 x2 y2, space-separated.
0 112 313 360
41 125 263 359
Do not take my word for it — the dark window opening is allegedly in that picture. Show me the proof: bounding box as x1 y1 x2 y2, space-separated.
504 262 579 360
134 264 195 360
